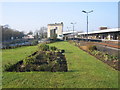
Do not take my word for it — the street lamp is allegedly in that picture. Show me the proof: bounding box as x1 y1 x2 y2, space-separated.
82 10 93 41
67 27 71 31
71 22 76 41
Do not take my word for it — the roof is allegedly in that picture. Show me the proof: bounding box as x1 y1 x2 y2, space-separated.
48 22 63 26
63 31 77 34
78 28 120 35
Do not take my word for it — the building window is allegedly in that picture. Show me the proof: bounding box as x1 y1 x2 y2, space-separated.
59 35 62 37
55 27 58 30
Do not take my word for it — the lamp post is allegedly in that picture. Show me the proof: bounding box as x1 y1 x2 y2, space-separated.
82 10 93 41
71 22 76 41
67 27 71 31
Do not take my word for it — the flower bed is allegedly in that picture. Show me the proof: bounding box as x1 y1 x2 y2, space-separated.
5 44 68 72
89 50 119 71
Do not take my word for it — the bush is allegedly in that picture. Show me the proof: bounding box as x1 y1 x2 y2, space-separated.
38 44 49 51
61 50 65 53
88 45 97 51
4 63 12 71
103 54 109 61
23 56 35 65
50 46 57 51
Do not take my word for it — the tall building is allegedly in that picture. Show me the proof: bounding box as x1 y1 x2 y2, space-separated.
47 22 63 40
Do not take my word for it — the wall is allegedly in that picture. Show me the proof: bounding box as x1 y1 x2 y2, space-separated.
47 24 63 40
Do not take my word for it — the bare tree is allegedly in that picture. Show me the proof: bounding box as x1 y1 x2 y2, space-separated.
34 27 47 40
39 27 47 39
34 30 39 40
27 31 33 35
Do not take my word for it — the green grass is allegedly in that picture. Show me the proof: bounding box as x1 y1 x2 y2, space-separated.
2 46 38 69
2 42 119 88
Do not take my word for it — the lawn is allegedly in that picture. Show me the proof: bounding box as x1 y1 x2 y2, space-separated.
2 42 119 88
2 46 38 69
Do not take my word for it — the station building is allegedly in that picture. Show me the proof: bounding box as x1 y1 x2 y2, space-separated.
47 22 63 40
78 28 120 41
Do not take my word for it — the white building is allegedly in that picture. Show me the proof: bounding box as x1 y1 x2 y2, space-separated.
23 35 34 39
47 22 63 40
78 28 120 40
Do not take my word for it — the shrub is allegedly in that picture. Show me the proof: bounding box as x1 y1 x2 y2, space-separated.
50 46 57 51
88 45 97 51
23 56 35 65
103 54 109 61
4 63 12 71
38 44 49 51
61 50 65 53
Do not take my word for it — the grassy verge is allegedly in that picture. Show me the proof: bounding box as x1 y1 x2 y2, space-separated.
2 46 37 70
2 42 119 88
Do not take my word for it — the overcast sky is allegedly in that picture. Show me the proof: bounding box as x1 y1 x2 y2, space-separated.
1 2 118 33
